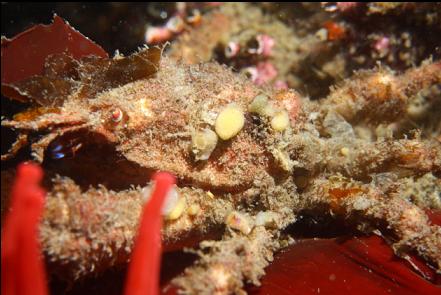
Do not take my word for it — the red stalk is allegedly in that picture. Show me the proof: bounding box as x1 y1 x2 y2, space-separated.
1 163 48 295
124 171 176 295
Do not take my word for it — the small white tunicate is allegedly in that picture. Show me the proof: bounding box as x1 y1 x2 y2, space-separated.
162 185 179 215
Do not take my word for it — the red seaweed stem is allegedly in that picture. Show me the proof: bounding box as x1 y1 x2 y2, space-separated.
1 163 48 295
124 171 176 295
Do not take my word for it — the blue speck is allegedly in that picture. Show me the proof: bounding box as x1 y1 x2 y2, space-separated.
52 152 65 159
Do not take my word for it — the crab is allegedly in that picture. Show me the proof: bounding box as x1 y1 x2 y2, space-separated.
1 11 440 295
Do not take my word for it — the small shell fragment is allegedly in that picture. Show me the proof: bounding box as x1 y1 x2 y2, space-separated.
215 104 245 140
270 110 290 131
141 183 185 220
191 128 218 161
255 211 278 228
225 211 253 235
272 149 293 172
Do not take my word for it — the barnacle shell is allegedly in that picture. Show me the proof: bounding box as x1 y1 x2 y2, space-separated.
225 211 253 235
191 129 218 161
248 93 275 117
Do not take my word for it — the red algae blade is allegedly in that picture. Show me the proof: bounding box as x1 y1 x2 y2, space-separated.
248 235 440 295
1 15 108 85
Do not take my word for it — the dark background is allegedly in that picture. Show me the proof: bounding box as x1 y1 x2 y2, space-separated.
1 2 178 55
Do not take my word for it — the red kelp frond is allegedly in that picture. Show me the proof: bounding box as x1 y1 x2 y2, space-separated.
124 172 176 295
426 209 441 227
1 163 48 295
1 14 161 107
1 15 108 85
249 235 440 295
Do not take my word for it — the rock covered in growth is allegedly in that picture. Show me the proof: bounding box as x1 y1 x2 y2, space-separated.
169 3 441 99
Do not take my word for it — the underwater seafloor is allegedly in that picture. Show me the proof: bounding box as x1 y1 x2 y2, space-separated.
1 2 441 295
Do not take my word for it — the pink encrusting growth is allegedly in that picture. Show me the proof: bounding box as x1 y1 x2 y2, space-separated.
124 171 177 295
247 61 278 86
145 26 174 44
322 2 359 12
1 163 48 295
373 36 390 54
274 80 289 90
256 34 275 57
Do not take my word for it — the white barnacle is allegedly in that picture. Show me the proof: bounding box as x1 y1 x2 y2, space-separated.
142 183 186 220
191 128 218 161
255 211 278 228
272 149 294 172
225 211 253 235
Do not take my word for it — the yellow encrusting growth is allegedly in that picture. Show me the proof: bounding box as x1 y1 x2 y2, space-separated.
270 111 290 131
340 147 349 156
215 104 245 140
187 204 201 216
165 197 187 221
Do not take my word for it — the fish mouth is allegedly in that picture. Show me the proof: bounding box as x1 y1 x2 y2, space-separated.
41 130 244 195
1 119 89 163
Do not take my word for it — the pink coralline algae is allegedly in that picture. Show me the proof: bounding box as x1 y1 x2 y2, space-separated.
247 61 278 86
373 36 391 55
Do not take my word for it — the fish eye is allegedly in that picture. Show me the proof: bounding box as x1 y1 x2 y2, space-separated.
111 108 123 123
